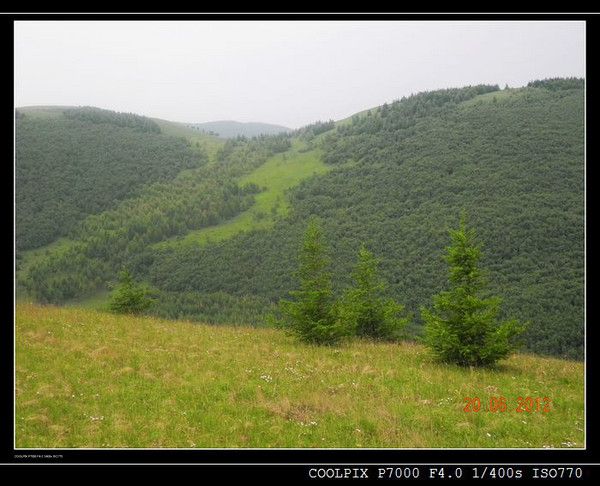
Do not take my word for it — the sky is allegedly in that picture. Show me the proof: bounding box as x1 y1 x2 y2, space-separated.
14 20 585 129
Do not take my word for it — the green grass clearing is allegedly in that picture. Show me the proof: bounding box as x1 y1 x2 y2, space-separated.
155 146 329 249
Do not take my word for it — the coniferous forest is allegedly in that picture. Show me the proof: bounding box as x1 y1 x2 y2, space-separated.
16 79 584 359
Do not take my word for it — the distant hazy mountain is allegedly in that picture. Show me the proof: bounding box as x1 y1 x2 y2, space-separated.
188 120 291 138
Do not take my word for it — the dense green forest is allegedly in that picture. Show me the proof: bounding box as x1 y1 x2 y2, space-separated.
16 108 201 253
16 79 584 359
18 131 290 303
147 82 584 358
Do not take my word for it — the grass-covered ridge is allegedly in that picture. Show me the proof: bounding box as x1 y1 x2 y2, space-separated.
16 304 584 448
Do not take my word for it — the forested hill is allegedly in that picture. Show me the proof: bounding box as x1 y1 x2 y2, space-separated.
15 106 209 253
16 79 584 359
188 120 291 138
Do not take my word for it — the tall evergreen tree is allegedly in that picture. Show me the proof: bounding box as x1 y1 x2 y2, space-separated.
279 218 346 344
422 216 525 366
340 244 410 340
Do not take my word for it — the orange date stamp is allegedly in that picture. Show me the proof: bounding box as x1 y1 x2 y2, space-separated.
463 396 552 413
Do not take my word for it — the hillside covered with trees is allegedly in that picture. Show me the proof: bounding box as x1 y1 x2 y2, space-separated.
16 79 584 359
16 107 204 253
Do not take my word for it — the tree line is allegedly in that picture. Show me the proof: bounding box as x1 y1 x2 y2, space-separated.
111 216 524 367
63 106 161 133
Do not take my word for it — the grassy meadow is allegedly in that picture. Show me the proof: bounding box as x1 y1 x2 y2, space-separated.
156 144 329 249
16 303 584 449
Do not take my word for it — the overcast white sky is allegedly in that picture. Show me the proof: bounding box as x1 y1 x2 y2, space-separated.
14 20 585 129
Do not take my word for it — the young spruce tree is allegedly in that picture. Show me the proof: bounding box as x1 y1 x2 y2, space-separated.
340 244 410 341
422 216 525 366
279 218 346 344
109 269 155 315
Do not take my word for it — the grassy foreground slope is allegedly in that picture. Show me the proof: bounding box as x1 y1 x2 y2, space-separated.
16 304 583 448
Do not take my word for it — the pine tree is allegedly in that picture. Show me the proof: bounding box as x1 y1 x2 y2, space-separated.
340 244 410 340
279 218 346 344
109 269 155 315
422 216 525 366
